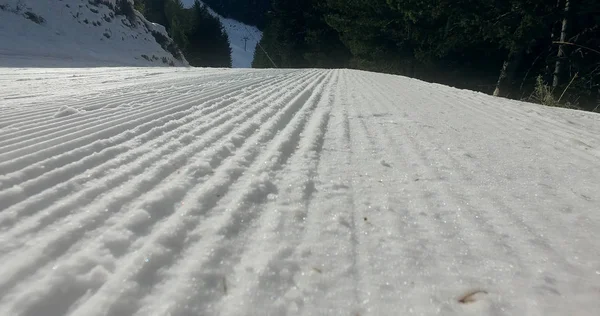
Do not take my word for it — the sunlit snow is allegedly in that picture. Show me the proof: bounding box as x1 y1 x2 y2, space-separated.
1 67 599 315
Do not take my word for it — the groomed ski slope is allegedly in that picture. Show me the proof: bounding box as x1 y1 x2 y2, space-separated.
1 68 600 316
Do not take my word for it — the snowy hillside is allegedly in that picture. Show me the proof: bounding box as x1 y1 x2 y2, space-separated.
0 0 188 67
182 0 262 68
1 67 600 315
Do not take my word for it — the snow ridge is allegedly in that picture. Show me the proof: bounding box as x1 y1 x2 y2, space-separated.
1 67 600 316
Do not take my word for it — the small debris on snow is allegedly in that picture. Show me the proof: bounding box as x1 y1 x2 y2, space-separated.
457 289 488 304
380 159 391 167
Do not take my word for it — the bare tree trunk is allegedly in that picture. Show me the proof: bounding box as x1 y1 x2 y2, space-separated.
444 16 452 39
494 50 524 97
553 0 570 88
493 61 509 96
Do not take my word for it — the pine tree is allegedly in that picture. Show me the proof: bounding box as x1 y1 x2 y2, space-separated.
202 0 272 29
135 0 233 68
253 0 349 68
185 1 232 67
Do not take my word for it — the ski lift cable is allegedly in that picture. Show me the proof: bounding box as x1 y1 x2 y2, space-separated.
242 24 278 68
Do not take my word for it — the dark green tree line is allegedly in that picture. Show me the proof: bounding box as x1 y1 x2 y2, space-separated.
135 0 232 67
252 0 350 68
253 0 600 111
202 0 272 29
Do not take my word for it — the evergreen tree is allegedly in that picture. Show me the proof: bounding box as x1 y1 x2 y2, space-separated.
255 0 599 111
140 0 169 27
253 0 349 68
202 0 272 29
135 0 232 68
186 1 232 67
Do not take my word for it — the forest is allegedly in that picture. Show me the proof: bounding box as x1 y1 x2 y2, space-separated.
134 0 232 67
201 0 272 29
253 0 600 112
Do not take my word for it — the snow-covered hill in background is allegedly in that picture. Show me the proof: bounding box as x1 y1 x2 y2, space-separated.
0 0 188 67
182 0 262 68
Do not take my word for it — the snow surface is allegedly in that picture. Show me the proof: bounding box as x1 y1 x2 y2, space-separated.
182 0 262 68
0 0 187 67
1 67 600 316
